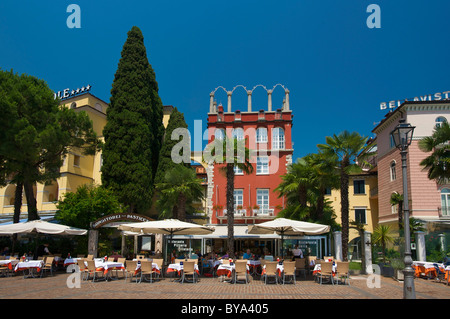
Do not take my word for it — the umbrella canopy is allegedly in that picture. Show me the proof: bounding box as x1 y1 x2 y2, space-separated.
0 219 87 236
117 219 215 236
248 218 330 258
248 218 330 236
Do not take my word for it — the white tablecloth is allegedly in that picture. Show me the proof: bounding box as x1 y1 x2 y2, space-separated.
64 258 81 266
14 260 44 272
412 261 444 269
0 259 19 269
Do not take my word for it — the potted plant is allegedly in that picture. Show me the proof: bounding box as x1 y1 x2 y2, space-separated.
236 205 243 214
253 205 260 215
391 258 405 281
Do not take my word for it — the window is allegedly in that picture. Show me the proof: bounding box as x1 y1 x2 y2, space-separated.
214 128 225 141
325 187 332 196
256 128 268 143
353 180 365 194
257 189 270 213
441 188 450 216
272 127 285 150
256 156 269 174
390 161 396 181
70 102 77 109
73 155 81 167
234 166 243 175
436 116 447 128
232 128 244 141
355 208 367 224
390 134 396 149
234 189 243 211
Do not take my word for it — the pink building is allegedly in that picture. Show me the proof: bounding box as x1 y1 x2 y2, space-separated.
372 100 450 230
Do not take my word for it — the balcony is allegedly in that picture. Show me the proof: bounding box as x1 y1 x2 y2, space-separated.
216 206 278 222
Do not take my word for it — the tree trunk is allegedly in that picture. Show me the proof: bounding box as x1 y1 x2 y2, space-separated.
24 181 39 221
172 204 178 220
226 164 235 258
340 159 350 261
11 182 23 255
316 187 325 221
177 193 186 221
298 185 308 208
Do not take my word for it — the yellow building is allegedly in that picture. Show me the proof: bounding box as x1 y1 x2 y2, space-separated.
0 93 108 222
326 171 379 260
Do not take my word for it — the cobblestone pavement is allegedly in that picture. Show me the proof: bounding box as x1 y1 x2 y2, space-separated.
1 269 449 300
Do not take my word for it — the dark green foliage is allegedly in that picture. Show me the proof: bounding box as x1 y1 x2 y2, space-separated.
154 107 189 185
0 69 101 221
55 184 125 230
102 26 164 214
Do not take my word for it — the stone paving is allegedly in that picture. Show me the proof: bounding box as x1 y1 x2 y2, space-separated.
1 269 449 300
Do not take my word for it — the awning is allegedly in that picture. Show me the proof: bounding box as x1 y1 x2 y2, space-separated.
173 225 282 239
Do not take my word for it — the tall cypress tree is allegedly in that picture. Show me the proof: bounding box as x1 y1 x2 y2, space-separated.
154 107 189 185
102 26 164 214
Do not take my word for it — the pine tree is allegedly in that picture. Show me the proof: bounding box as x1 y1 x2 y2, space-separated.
102 26 164 214
154 107 189 185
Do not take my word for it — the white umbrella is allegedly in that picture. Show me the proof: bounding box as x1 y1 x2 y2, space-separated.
0 219 87 235
248 218 330 258
117 219 215 236
117 219 215 261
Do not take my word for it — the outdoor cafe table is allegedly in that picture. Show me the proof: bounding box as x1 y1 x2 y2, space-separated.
64 257 81 267
412 261 445 278
86 259 125 280
0 259 19 271
216 260 251 281
133 260 160 276
14 260 44 278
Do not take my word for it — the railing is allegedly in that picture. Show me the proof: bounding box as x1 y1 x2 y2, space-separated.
218 207 278 219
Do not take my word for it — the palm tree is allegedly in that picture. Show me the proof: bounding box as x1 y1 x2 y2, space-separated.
317 131 370 261
419 121 450 184
373 225 395 264
156 165 204 221
204 136 253 258
390 192 404 230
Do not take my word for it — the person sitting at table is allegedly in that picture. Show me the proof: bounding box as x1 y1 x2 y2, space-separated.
243 249 252 260
292 245 303 260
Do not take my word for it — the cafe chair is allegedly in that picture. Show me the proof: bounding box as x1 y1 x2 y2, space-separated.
40 256 55 278
152 258 164 280
318 261 334 285
336 261 350 285
138 260 155 283
86 260 105 282
264 261 279 285
282 261 296 285
86 254 94 260
181 261 198 283
76 259 88 281
125 260 139 283
233 260 249 284
295 258 307 279
433 263 447 284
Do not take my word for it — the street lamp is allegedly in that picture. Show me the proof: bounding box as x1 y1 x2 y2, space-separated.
390 119 416 299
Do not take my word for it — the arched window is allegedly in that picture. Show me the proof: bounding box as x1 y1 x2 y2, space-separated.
256 127 267 144
441 188 450 216
272 127 285 150
232 128 244 141
214 128 225 141
436 116 447 128
390 161 397 181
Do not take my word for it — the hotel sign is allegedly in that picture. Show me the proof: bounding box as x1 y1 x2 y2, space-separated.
54 84 92 100
380 90 450 110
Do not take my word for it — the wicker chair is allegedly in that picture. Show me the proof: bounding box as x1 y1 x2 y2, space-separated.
181 261 198 283
125 260 139 283
335 261 349 285
264 261 279 285
282 261 296 285
318 261 334 285
295 258 307 279
76 259 88 280
233 260 249 284
152 258 164 280
40 256 55 278
139 260 156 283
85 260 105 282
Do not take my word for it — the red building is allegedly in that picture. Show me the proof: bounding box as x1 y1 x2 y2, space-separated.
206 85 294 226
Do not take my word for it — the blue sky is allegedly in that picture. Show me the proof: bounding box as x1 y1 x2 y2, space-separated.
1 1 449 160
